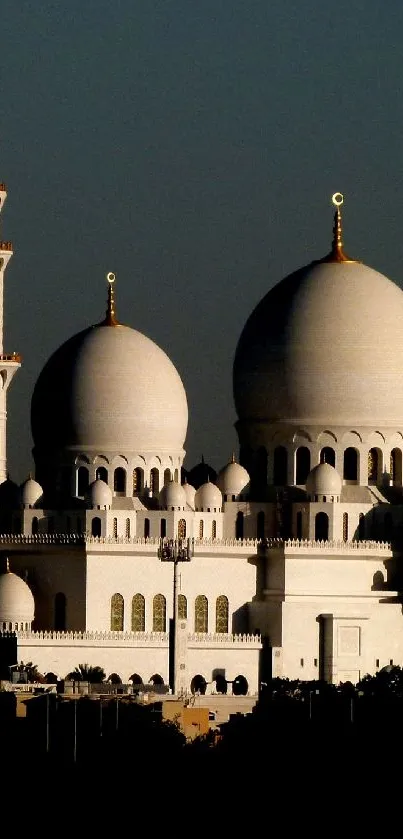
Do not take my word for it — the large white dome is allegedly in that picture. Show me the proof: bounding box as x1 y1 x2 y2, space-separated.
31 322 188 456
233 259 403 429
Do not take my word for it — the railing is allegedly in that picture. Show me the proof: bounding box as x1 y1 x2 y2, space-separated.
0 352 21 362
0 533 392 551
13 630 169 642
262 538 392 551
188 632 261 645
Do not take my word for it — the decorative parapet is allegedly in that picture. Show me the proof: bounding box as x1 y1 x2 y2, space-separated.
0 533 393 553
188 632 261 647
263 538 392 552
0 534 87 545
0 242 12 251
0 534 260 548
194 538 259 547
14 630 169 643
0 534 162 546
10 629 261 648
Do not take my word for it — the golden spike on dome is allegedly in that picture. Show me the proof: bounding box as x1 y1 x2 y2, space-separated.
231 452 236 463
5 557 9 572
103 272 119 326
321 192 357 264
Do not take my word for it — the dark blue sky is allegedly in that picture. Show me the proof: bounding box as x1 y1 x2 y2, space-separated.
1 0 402 482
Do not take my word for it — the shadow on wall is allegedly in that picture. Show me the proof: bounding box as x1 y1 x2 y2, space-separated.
352 505 403 547
231 603 249 634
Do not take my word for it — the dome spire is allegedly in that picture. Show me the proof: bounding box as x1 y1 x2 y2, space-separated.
103 272 119 326
322 192 357 264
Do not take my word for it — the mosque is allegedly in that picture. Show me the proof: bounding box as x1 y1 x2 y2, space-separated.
0 184 403 694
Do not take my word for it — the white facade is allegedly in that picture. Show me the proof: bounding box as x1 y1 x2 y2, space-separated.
1 190 403 693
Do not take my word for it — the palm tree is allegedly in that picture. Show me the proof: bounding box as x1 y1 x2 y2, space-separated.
14 660 46 683
66 663 106 683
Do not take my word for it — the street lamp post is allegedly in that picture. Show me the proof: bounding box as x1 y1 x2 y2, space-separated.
158 537 194 694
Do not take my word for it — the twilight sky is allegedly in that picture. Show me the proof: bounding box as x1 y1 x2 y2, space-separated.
1 0 403 483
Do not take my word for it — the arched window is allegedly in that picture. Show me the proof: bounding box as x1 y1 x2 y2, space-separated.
343 512 348 542
96 466 108 483
257 511 265 540
178 594 187 620
320 447 335 467
144 518 150 538
111 593 124 631
273 446 288 485
174 469 179 482
178 518 186 539
199 520 204 539
125 518 130 538
368 448 381 484
113 518 118 538
129 674 143 686
114 467 126 494
160 518 166 538
32 517 39 535
150 468 159 495
214 675 227 694
54 592 66 631
296 511 302 540
315 512 329 541
133 468 144 494
195 595 208 633
153 594 166 632
235 511 244 539
359 512 365 540
149 673 164 686
91 517 101 537
164 468 171 484
77 466 89 496
296 447 311 484
190 674 207 695
390 449 402 485
232 675 248 696
131 594 145 632
215 595 229 633
76 517 82 534
212 520 217 539
344 448 358 481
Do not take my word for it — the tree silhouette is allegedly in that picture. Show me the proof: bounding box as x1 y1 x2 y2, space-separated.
66 663 106 683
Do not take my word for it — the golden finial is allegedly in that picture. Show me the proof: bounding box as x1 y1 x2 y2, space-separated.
321 192 357 264
5 557 9 572
103 272 119 326
231 452 236 463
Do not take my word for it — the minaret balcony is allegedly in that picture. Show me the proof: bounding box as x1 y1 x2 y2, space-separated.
0 352 21 362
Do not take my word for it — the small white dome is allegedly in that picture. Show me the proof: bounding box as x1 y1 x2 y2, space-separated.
182 481 196 509
306 463 342 498
20 477 43 508
194 480 222 511
159 481 187 510
216 457 250 498
0 571 35 624
87 479 113 509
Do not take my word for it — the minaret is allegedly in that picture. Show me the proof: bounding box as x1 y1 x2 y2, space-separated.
0 184 21 482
